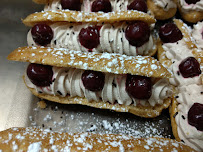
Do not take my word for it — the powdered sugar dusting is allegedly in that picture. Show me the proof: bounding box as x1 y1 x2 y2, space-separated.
14 47 170 78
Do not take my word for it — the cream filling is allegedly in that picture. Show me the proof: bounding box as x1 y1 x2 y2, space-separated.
25 67 172 107
44 0 136 12
27 23 154 56
169 60 201 86
192 21 203 50
163 39 202 86
162 35 203 151
152 0 177 11
179 0 203 12
175 84 203 152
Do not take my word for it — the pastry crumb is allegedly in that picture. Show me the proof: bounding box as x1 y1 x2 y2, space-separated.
37 100 47 109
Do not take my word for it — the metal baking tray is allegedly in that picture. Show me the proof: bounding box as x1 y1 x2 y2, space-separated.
0 0 173 138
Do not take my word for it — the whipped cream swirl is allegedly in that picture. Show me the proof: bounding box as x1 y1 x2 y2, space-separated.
192 21 203 50
27 23 154 56
179 0 203 12
44 0 136 12
175 84 203 152
25 67 172 107
152 0 177 11
162 26 203 151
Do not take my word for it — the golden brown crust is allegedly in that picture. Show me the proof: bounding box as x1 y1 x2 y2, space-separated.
0 127 197 151
176 0 203 23
147 0 177 20
24 76 171 118
169 97 181 142
8 46 171 78
33 0 49 4
22 10 156 26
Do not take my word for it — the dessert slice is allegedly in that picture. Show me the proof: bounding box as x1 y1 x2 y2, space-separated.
0 127 197 151
8 46 172 118
27 21 157 56
147 0 177 20
176 0 203 23
157 19 203 151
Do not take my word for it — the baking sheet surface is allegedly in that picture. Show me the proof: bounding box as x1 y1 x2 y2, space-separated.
0 0 173 138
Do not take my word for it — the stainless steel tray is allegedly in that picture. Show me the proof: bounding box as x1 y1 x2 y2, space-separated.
0 0 173 138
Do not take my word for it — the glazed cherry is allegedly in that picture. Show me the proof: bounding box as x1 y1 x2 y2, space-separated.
185 0 200 4
82 70 105 91
125 21 150 47
179 57 201 78
127 0 147 13
188 103 203 131
61 0 81 11
79 26 100 49
31 24 53 46
91 0 112 12
159 23 183 43
126 75 152 99
27 63 53 87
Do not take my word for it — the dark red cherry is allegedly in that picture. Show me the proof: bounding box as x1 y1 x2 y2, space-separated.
27 63 53 87
125 21 150 47
82 70 105 91
61 0 81 11
185 0 200 4
188 103 203 131
159 23 183 43
126 75 152 99
31 24 53 46
127 0 147 13
79 26 100 49
179 57 201 78
91 0 112 12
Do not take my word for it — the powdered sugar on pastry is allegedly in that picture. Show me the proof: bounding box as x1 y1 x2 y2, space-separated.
0 127 196 151
25 67 172 107
179 0 203 12
27 22 154 56
152 0 177 11
192 21 203 50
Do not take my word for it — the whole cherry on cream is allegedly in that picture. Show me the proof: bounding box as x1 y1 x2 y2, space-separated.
25 64 172 107
44 0 148 12
27 22 155 56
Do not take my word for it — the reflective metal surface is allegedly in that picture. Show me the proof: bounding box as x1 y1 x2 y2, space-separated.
0 0 173 138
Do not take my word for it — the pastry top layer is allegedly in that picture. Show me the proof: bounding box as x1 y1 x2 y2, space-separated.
0 127 196 151
23 10 156 26
8 46 171 78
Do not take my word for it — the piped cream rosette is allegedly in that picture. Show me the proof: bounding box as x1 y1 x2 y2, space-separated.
0 127 197 151
157 19 203 151
8 46 172 118
147 0 177 20
176 0 203 23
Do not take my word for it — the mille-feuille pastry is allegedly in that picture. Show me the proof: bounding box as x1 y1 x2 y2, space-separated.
176 0 203 23
157 19 203 151
0 127 197 152
147 0 177 20
192 21 203 50
8 46 172 118
26 21 157 56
